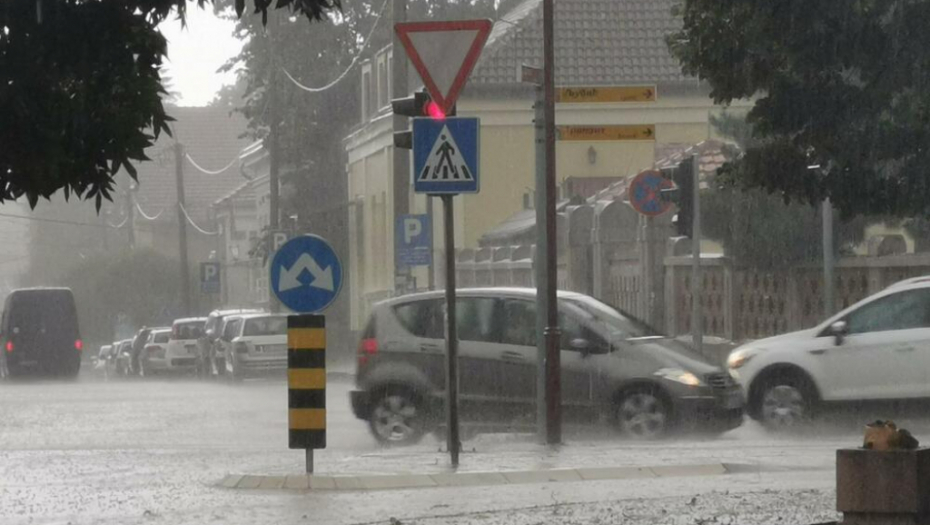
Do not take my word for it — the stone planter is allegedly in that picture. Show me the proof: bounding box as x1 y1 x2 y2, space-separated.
836 448 930 525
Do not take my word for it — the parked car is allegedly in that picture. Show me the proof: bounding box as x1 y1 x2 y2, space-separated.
114 339 134 376
223 313 288 380
138 328 171 377
92 344 113 373
728 275 930 431
349 288 744 445
160 318 204 375
198 309 262 377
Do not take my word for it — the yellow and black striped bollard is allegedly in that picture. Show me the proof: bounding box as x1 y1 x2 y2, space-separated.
287 314 326 472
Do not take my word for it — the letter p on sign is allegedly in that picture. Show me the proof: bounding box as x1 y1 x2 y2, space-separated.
404 217 422 244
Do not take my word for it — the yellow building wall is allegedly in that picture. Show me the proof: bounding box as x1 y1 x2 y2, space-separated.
345 91 751 326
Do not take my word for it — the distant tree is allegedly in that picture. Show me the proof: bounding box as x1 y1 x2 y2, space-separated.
58 249 182 344
0 0 339 208
702 112 868 267
668 0 930 219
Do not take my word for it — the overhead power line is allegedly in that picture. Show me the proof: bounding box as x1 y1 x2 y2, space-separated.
134 201 164 221
179 203 219 236
282 0 390 94
185 153 239 175
0 211 121 229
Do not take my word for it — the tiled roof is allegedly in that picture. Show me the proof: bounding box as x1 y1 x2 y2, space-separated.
472 0 690 86
127 106 251 224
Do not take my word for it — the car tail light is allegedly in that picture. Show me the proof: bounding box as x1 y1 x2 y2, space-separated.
357 338 378 366
75 339 83 351
5 341 12 353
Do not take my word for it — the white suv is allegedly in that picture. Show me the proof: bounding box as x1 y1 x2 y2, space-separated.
728 276 930 429
224 314 288 380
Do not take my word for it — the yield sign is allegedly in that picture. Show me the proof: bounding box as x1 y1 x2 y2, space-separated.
395 19 493 115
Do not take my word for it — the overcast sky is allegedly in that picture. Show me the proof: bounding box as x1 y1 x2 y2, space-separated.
158 7 243 107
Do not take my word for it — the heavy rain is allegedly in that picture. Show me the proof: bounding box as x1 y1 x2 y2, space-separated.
3 1 930 524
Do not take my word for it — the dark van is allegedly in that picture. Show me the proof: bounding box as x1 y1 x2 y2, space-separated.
0 288 82 378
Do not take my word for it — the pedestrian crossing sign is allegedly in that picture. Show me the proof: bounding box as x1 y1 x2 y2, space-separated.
413 117 480 194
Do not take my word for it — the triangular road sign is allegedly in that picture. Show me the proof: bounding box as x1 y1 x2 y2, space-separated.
417 125 475 183
395 19 493 115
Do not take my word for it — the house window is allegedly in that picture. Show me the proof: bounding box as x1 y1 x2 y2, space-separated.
361 61 372 121
377 53 388 109
387 49 393 102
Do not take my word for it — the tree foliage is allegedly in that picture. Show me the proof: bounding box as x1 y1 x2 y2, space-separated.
58 249 182 344
669 0 930 219
0 0 339 209
701 112 868 267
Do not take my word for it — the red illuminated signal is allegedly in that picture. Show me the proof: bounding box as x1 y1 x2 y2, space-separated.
424 101 446 120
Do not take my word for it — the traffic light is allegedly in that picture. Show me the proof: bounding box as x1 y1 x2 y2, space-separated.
392 91 456 149
668 157 694 238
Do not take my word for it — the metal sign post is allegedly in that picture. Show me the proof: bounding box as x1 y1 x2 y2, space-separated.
441 194 460 466
287 315 326 474
398 17 490 468
271 235 342 475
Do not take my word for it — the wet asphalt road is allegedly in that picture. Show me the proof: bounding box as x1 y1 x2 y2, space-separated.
0 368 900 525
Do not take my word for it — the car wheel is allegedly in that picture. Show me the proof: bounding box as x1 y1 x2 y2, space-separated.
0 353 10 380
368 387 429 446
755 375 815 431
614 387 670 439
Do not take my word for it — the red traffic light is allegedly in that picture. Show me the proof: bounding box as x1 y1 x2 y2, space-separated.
424 100 445 120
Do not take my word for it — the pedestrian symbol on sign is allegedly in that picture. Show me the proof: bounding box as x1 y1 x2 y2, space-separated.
418 126 474 183
413 117 479 194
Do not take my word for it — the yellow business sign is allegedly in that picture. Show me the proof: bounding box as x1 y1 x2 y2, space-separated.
556 86 657 103
557 125 655 141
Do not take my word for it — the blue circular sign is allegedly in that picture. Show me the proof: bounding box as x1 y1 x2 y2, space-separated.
629 169 673 216
270 235 343 313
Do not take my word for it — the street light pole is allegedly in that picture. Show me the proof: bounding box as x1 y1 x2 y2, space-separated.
542 0 561 445
823 198 835 316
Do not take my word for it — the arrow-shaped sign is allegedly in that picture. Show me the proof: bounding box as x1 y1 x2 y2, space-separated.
278 253 334 293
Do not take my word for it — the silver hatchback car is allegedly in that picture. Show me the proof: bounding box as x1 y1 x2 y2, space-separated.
350 288 744 445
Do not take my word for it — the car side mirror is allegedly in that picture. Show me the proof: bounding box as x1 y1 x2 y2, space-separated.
572 338 606 357
830 320 848 346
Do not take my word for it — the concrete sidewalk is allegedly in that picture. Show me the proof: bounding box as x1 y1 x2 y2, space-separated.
216 462 754 492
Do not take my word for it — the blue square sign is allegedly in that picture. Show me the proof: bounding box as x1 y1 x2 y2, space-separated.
413 117 480 194
396 214 432 267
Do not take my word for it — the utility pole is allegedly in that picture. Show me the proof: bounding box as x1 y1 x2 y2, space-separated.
542 0 561 445
392 0 410 293
532 79 549 442
268 10 281 313
690 155 703 353
175 142 192 318
823 198 835 316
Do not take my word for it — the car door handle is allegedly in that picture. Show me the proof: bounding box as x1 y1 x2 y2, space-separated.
809 349 827 356
500 351 524 362
419 344 443 353
895 345 915 353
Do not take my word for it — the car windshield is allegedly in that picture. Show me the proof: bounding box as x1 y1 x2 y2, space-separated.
565 296 661 340
242 316 287 337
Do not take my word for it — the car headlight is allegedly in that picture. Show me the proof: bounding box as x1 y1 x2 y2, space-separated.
727 348 759 369
654 368 703 387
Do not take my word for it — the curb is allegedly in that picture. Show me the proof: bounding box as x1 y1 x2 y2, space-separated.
217 462 740 492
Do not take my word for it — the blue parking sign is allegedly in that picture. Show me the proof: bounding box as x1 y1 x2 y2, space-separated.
396 214 432 267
